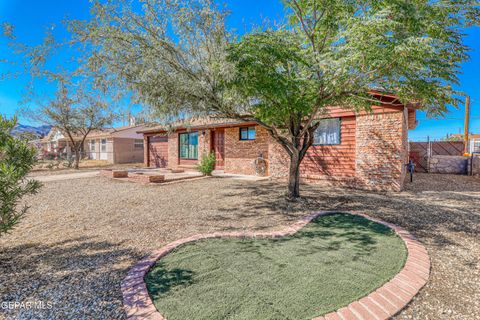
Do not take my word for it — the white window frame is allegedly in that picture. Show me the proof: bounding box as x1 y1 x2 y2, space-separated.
473 140 480 153
101 139 107 152
134 139 144 149
90 140 96 152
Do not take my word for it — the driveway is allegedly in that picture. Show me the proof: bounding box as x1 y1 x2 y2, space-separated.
32 171 99 183
0 174 478 319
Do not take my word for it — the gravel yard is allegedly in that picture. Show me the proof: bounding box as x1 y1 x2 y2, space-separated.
0 173 479 319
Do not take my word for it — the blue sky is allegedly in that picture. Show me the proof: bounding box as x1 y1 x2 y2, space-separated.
0 0 479 140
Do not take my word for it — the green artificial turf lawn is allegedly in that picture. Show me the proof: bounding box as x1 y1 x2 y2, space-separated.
145 213 407 320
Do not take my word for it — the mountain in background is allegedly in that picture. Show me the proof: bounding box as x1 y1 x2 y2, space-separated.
12 123 52 139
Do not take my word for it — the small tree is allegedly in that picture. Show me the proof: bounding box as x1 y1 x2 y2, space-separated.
32 81 114 169
80 0 478 199
0 116 41 237
1 23 116 170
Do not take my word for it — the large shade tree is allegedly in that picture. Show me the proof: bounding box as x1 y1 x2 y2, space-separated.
78 0 478 199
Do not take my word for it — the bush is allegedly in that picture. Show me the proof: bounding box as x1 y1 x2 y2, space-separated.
0 116 42 237
197 152 216 176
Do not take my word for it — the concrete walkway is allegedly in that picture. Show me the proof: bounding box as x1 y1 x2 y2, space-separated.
32 171 99 183
31 169 268 183
212 170 270 181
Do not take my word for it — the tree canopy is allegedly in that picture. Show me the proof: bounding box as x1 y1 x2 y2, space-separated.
75 0 480 197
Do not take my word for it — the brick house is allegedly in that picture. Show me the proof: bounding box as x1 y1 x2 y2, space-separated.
40 125 147 164
139 94 418 191
85 125 147 164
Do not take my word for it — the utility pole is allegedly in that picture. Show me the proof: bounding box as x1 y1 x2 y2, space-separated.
464 95 470 155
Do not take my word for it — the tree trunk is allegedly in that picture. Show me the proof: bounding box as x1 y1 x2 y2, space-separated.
287 151 301 200
74 149 81 170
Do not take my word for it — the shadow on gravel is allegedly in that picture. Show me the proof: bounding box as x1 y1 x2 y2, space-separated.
214 175 479 247
0 236 142 319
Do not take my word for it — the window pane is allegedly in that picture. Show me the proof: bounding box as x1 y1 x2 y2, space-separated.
189 144 198 159
179 132 198 159
189 132 198 146
180 133 188 145
179 133 188 158
134 139 144 149
314 118 340 145
248 127 256 140
180 144 188 158
240 128 248 140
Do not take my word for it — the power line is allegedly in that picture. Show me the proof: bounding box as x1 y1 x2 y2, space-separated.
416 117 480 121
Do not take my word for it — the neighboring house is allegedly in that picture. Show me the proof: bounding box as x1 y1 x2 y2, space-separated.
40 125 147 164
139 93 418 191
449 134 480 154
85 125 146 164
39 128 80 156
470 135 480 153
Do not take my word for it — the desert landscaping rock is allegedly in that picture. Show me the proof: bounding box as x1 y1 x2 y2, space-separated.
100 169 129 178
0 173 478 319
127 172 165 183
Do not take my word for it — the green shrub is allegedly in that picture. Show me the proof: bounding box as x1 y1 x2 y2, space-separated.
197 152 216 176
0 116 42 237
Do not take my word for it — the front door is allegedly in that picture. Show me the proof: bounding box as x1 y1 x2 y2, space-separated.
211 129 225 169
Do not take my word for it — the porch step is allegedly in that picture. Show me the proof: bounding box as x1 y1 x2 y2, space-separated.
177 165 199 171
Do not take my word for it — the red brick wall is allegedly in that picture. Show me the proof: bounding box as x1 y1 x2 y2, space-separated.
198 130 211 162
355 110 406 191
143 135 149 166
301 116 356 180
269 111 409 191
268 117 357 186
140 108 410 191
168 132 179 169
112 137 144 164
224 125 270 176
407 108 417 130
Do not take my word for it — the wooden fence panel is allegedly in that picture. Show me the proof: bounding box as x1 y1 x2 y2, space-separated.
409 141 465 172
431 141 464 156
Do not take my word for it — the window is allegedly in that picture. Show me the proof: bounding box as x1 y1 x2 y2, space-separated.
134 139 144 149
240 127 256 140
179 132 198 159
101 139 107 152
90 140 96 152
473 141 480 153
313 118 341 145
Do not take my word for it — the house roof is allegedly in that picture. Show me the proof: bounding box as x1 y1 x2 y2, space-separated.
138 92 418 135
40 128 84 143
137 117 253 134
450 134 480 139
368 90 421 109
40 125 147 142
86 125 147 139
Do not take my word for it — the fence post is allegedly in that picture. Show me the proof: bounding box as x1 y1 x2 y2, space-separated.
427 136 431 172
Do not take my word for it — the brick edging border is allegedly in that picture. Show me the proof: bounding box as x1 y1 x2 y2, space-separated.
121 211 430 320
